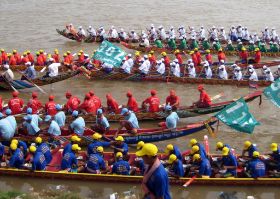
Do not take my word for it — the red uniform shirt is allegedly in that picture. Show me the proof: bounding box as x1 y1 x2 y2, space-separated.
63 56 71 65
143 96 160 112
40 54 46 63
67 54 73 63
14 53 21 65
21 57 29 64
37 56 44 66
166 95 180 107
9 55 17 66
195 52 202 65
93 59 101 67
191 54 198 66
255 51 261 63
134 56 142 66
8 97 24 114
65 96 81 111
107 98 119 114
78 55 85 64
80 99 96 114
149 55 157 66
27 98 43 114
91 96 102 109
1 52 8 63
52 54 60 63
239 51 248 60
127 97 139 112
205 54 213 65
45 101 57 116
175 54 183 65
27 54 34 63
218 52 226 62
200 90 212 106
163 56 170 67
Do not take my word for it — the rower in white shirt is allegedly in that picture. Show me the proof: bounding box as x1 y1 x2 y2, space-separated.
119 28 128 41
169 26 176 39
248 68 258 81
199 26 206 40
265 68 274 82
187 63 196 78
139 55 151 75
156 60 165 75
149 24 158 41
219 27 227 41
1 65 14 82
126 54 134 67
121 58 131 74
77 26 86 37
140 36 150 47
203 62 212 79
218 65 228 80
262 65 268 75
109 26 119 39
47 58 60 77
171 60 181 77
233 66 243 81
129 30 139 41
87 26 97 37
158 25 167 40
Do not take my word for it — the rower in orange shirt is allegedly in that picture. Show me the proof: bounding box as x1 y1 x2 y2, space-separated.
194 48 202 65
189 51 198 66
161 52 170 68
67 51 73 64
148 51 157 66
27 92 43 114
64 91 81 112
89 90 102 109
77 53 84 65
193 85 212 108
205 50 213 65
39 50 47 64
8 53 17 66
239 47 248 64
12 50 21 65
79 93 97 114
217 48 226 63
45 95 57 116
142 90 160 113
79 50 85 60
21 52 29 64
134 51 142 67
174 50 183 65
254 48 261 63
106 94 120 114
126 91 139 112
166 90 180 110
36 52 44 66
1 49 8 64
52 49 60 63
63 53 71 67
27 50 34 63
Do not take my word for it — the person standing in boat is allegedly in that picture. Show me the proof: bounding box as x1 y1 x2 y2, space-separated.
136 143 171 199
193 84 212 108
1 64 14 82
69 110 85 136
142 90 160 113
91 109 110 134
158 105 179 130
22 62 37 80
8 91 24 114
114 108 139 137
166 90 180 110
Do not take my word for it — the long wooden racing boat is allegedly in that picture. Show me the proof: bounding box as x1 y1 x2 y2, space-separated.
121 42 280 57
12 117 217 144
12 90 262 123
0 150 279 186
0 70 79 90
56 29 83 42
0 65 45 71
87 69 273 87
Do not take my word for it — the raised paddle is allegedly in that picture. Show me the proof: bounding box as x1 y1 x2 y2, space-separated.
17 70 47 94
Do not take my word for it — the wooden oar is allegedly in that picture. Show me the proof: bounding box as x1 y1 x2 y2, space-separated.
2 75 18 92
210 92 224 101
183 176 197 187
17 70 47 94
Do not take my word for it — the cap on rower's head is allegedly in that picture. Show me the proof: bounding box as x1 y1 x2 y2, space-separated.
137 141 145 150
222 147 230 156
161 52 167 56
150 89 157 96
97 146 104 153
126 91 132 97
170 90 176 96
189 51 194 55
193 153 201 161
165 144 174 154
44 115 52 122
12 91 19 97
10 143 17 151
72 144 81 151
26 108 32 114
116 152 123 158
271 143 278 152
55 104 62 110
165 105 172 111
121 108 129 115
35 136 42 144
72 110 79 117
189 138 198 147
92 132 102 140
5 109 12 115
31 92 38 98
136 143 158 157
65 91 72 98
216 142 224 150
167 154 177 164
29 145 37 153
115 136 124 142
71 135 81 142
49 95 54 100
244 141 252 150
96 109 103 115
198 84 204 91
191 145 199 153
253 151 260 158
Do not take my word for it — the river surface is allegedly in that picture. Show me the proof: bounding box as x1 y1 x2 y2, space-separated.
0 0 280 198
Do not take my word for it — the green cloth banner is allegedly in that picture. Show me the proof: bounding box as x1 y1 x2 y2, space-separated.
215 98 260 134
263 78 280 108
92 40 126 67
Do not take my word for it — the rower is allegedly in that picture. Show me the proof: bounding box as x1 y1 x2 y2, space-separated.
139 55 151 75
135 141 145 175
245 151 266 178
85 146 107 174
36 52 44 66
242 141 258 159
106 93 120 114
149 24 158 41
5 109 17 133
216 142 231 152
111 136 128 158
229 26 237 41
8 91 24 115
109 26 119 39
126 91 139 112
35 136 52 164
54 104 66 127
39 50 47 64
239 47 248 64
193 84 211 108
203 62 212 79
91 109 110 134
190 145 207 161
61 144 81 172
21 52 29 64
23 115 41 135
191 154 212 178
79 93 96 114
69 110 85 136
134 51 142 67
87 133 111 156
45 95 57 116
167 38 176 50
166 90 180 110
142 90 160 113
115 108 139 137
217 49 226 63
87 26 97 37
226 40 235 51
121 57 133 74
8 53 16 66
7 143 24 169
165 144 182 160
158 105 179 130
248 68 258 81
187 62 196 78
219 27 227 41
63 135 81 156
174 50 183 65
64 91 81 113
202 38 210 50
139 35 150 47
13 50 21 65
218 64 228 80
22 62 36 80
268 143 280 173
136 143 171 198
44 115 61 136
112 152 131 175
194 48 202 65
233 66 243 81
0 113 15 140
189 51 198 67
274 66 280 78
265 68 274 82
158 25 167 40
26 50 34 63
27 92 43 114
215 147 238 178
205 50 213 65
28 145 47 171
119 28 128 41
167 154 184 178
171 60 181 77
262 65 268 75
1 49 8 64
254 48 261 64
1 64 14 82
89 90 102 109
98 27 107 41
189 138 207 159
77 26 86 38
45 58 61 77
148 51 156 66
11 139 27 157
129 30 139 42
155 60 165 75
161 52 170 69
52 49 60 63
63 53 71 67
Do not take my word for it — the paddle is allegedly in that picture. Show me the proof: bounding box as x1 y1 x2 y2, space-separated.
17 70 47 94
2 75 18 93
183 176 197 187
210 92 224 101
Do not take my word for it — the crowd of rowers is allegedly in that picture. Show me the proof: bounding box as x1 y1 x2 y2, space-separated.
2 47 279 83
0 85 211 140
65 24 280 49
1 133 279 180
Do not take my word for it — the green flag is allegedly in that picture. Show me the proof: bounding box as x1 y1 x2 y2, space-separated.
263 78 280 108
215 98 260 134
93 40 126 67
